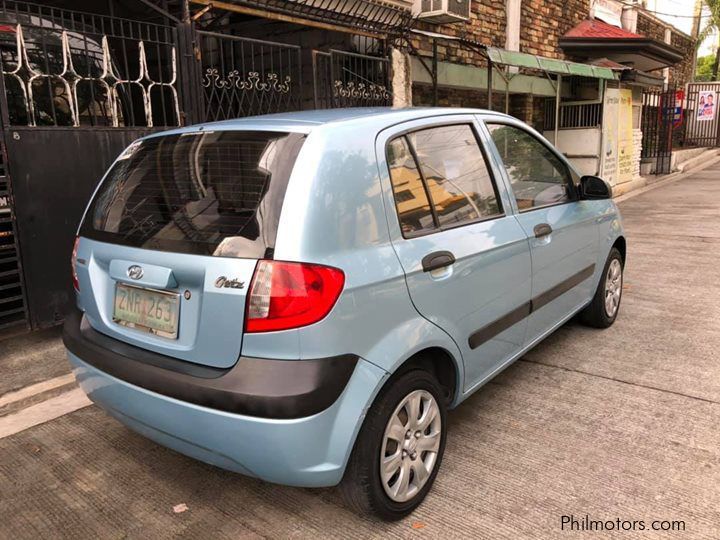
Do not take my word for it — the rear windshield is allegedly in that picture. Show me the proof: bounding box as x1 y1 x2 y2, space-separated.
81 130 305 258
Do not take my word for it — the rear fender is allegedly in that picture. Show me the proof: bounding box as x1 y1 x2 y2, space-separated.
363 316 464 408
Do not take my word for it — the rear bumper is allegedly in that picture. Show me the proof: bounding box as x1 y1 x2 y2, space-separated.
64 311 388 487
62 308 359 419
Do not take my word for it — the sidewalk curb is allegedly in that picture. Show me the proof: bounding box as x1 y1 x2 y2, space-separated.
615 150 720 204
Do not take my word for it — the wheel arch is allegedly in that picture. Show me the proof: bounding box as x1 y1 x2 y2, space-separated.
339 333 462 486
612 235 627 264
388 346 460 406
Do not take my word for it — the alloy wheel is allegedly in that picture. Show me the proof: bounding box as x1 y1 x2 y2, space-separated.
379 389 442 503
604 258 623 318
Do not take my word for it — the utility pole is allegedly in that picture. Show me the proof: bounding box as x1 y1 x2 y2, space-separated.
703 0 720 81
691 0 703 38
691 0 702 81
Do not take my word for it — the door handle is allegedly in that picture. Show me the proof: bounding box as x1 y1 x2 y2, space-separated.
422 251 455 272
534 223 553 238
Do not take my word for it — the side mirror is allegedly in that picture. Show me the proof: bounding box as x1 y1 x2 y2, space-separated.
580 175 612 200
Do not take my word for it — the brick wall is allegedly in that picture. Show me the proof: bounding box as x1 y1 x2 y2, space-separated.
408 3 695 87
409 0 591 126
408 0 506 66
519 0 588 59
408 2 695 130
412 83 501 108
669 31 695 86
636 12 695 86
412 84 547 130
636 13 665 42
410 0 591 65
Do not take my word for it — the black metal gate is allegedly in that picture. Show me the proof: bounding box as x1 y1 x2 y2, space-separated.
0 2 178 329
196 31 303 122
194 36 391 119
641 87 675 175
0 132 27 331
682 82 720 147
312 49 391 109
0 1 393 331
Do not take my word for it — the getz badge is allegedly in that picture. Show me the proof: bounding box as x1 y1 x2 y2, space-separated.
214 276 245 289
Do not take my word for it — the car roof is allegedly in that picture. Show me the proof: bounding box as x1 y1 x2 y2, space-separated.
145 107 513 139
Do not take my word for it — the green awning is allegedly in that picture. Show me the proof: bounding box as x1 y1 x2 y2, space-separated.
486 47 618 80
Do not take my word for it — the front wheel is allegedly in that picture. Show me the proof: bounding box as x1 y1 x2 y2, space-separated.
339 370 447 520
580 247 624 328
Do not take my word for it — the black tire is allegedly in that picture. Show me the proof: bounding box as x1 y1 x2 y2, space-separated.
339 369 447 521
580 247 623 328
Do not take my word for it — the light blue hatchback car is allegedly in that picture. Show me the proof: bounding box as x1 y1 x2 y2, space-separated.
64 108 625 520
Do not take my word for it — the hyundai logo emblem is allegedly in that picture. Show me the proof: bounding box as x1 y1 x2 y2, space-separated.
127 265 144 280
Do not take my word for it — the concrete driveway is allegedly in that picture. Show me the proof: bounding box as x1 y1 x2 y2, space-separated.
1 166 719 539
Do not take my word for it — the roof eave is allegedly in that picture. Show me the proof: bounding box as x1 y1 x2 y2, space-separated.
620 69 666 87
559 37 685 66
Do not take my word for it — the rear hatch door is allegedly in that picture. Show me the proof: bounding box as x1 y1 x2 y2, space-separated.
76 129 306 368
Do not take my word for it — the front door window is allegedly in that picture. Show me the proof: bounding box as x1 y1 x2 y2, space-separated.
486 124 573 210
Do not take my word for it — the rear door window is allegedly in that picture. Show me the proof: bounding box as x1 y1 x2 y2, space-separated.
81 131 305 258
409 125 502 227
387 137 436 236
386 123 502 237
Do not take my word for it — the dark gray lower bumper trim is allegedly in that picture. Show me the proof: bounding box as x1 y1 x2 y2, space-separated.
63 308 358 419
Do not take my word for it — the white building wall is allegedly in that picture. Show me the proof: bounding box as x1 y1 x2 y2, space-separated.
543 127 601 177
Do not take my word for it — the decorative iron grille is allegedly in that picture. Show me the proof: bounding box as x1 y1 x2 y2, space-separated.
313 49 390 109
0 1 180 127
198 31 302 122
543 99 602 130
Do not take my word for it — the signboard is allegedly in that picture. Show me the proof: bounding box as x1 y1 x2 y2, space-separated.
697 90 715 121
601 88 619 185
601 87 634 186
617 89 634 184
673 89 684 128
592 0 623 28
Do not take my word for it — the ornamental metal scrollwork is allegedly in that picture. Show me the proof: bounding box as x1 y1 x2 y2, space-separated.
333 80 389 102
201 68 222 89
203 68 291 94
267 73 291 93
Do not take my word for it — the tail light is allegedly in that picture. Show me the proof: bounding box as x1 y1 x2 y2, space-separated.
71 236 80 291
245 260 345 333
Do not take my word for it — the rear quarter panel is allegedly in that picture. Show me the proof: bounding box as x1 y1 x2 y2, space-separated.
243 120 465 388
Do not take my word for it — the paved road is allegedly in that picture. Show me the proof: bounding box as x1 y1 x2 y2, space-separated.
1 167 719 539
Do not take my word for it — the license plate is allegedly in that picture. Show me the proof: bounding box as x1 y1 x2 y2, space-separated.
113 283 180 339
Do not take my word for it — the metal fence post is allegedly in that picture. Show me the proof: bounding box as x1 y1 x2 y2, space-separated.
175 22 203 125
487 59 493 111
432 39 438 107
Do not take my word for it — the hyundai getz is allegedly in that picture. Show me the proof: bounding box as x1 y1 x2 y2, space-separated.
64 108 625 520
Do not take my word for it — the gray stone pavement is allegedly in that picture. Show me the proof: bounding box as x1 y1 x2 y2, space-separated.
0 326 66 397
0 167 719 539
